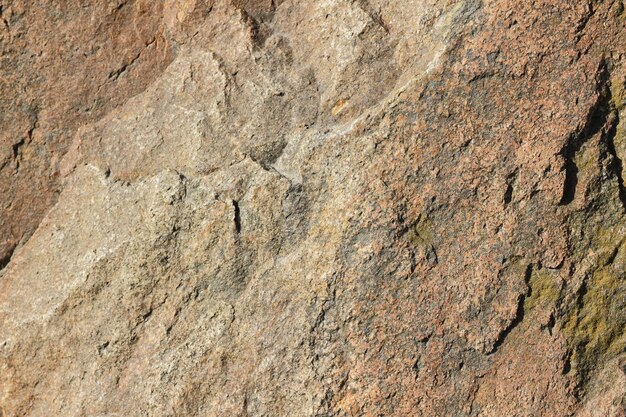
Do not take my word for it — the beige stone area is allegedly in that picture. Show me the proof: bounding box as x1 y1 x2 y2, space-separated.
2 0 626 416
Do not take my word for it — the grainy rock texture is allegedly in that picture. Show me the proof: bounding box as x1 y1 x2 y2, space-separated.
1 0 626 416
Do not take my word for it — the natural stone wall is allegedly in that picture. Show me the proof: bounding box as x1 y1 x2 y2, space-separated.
1 0 626 416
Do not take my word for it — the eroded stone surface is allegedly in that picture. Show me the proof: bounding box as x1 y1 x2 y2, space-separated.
2 0 626 416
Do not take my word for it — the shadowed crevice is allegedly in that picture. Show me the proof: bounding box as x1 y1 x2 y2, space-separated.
233 200 242 234
604 109 626 208
560 60 612 205
488 264 533 354
0 244 17 272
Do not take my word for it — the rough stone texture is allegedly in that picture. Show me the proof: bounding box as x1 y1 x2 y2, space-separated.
1 0 626 416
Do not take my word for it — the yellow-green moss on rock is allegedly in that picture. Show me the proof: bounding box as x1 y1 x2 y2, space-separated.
611 73 626 180
406 213 438 263
562 264 626 373
562 108 626 375
526 269 560 311
562 212 626 375
407 213 434 248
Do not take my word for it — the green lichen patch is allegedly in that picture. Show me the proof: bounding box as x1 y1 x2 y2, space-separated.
589 216 626 266
406 213 438 263
561 100 626 379
610 73 626 112
614 121 626 161
610 73 626 179
563 199 626 376
573 135 600 175
407 213 434 248
562 263 626 374
525 268 560 312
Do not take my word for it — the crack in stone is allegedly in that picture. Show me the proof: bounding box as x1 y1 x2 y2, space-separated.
108 37 157 82
560 59 615 206
488 263 533 354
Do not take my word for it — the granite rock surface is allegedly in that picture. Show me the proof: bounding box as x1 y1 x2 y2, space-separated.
1 0 626 416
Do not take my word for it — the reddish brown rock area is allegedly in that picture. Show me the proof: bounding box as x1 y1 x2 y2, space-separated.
1 0 626 416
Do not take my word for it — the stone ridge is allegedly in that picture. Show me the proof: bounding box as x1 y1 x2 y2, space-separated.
1 0 626 416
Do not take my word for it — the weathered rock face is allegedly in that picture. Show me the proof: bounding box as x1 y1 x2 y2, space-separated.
1 0 626 415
